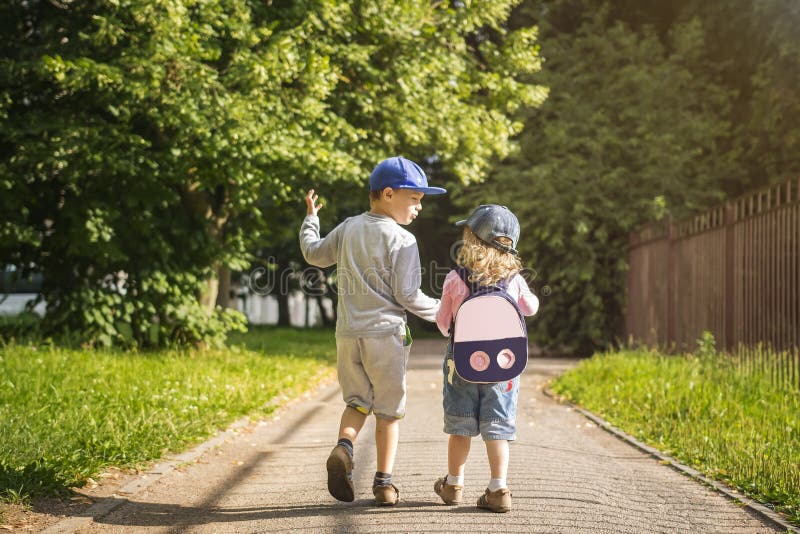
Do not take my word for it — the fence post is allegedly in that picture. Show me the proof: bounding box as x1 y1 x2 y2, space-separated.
666 216 676 346
626 232 636 343
724 202 736 351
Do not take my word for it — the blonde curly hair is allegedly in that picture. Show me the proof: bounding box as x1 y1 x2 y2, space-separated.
456 227 522 286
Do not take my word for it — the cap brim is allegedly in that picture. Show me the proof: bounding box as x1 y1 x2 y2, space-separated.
397 185 447 195
455 219 468 226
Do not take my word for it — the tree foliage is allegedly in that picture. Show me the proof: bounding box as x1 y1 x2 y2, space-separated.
467 1 734 354
682 0 800 192
0 0 545 347
464 0 800 355
600 0 800 192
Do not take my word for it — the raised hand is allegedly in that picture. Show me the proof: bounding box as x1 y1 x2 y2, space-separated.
305 189 323 216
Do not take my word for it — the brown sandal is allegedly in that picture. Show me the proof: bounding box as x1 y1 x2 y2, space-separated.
326 445 354 502
477 488 511 513
434 476 463 505
373 483 400 506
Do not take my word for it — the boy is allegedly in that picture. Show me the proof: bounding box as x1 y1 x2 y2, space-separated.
299 156 446 505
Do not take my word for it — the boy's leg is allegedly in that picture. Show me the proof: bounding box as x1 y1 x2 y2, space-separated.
327 406 367 502
338 405 367 442
327 408 363 503
372 416 401 505
361 333 409 506
328 336 373 503
375 416 399 474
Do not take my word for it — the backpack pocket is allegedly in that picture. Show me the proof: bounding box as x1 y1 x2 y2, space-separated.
453 336 528 383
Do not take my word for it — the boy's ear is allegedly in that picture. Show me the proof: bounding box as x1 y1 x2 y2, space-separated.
382 187 394 200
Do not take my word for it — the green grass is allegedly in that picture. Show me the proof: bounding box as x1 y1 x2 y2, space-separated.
551 348 800 525
0 326 336 502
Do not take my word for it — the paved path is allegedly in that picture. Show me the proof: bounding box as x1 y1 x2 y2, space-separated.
77 339 778 533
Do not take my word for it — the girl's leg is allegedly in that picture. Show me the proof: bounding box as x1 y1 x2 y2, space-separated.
485 439 509 488
434 434 470 505
478 439 512 512
448 435 472 476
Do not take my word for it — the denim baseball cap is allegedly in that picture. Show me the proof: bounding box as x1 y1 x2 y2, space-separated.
369 156 447 195
456 204 520 255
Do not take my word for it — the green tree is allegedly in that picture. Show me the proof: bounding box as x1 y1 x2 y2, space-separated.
478 2 736 354
0 0 545 347
680 0 800 192
586 0 800 193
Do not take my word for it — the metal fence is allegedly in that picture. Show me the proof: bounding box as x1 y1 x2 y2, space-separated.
627 177 800 355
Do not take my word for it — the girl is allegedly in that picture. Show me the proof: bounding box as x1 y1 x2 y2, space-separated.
433 204 539 513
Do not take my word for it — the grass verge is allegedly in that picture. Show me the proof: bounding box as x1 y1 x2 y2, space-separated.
0 326 336 503
551 348 800 526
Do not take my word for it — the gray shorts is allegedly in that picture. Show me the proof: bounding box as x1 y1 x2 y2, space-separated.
336 333 410 419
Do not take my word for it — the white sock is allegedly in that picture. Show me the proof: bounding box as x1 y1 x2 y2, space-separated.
446 474 464 486
488 478 507 492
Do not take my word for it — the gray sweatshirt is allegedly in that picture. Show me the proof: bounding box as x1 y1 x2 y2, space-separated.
299 212 440 337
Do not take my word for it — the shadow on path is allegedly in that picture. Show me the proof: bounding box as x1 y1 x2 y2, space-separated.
92 499 449 528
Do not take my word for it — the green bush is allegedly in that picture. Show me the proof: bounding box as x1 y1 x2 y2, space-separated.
39 271 248 349
0 312 41 342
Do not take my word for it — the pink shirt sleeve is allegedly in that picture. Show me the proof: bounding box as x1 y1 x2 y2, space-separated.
435 270 469 336
509 274 539 316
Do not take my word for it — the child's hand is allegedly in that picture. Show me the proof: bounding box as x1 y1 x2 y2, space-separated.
305 189 323 216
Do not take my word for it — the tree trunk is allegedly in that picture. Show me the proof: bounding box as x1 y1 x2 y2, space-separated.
315 295 334 327
276 291 291 326
198 272 219 314
216 266 231 308
326 278 338 323
177 181 229 316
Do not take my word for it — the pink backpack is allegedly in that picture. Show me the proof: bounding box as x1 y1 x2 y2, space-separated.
450 268 528 383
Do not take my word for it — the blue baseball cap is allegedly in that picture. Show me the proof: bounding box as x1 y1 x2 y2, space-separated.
456 204 520 255
369 156 447 195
